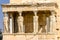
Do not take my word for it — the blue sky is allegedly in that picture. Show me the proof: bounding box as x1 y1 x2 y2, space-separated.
0 0 9 31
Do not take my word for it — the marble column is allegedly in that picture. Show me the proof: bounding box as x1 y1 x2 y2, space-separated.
50 11 56 33
46 17 50 33
18 12 24 33
33 11 38 33
3 12 9 33
9 14 13 33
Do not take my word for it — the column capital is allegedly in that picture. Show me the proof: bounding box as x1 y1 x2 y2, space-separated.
18 11 22 13
33 11 37 12
50 10 56 15
18 11 22 16
3 12 8 17
3 12 8 13
33 11 37 16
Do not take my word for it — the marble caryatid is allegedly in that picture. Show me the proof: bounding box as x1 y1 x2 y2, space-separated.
18 12 24 33
33 11 38 33
3 13 9 33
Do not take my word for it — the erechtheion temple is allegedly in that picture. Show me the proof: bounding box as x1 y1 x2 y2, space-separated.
1 0 60 40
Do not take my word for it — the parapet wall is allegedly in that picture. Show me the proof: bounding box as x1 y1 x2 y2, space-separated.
3 33 57 40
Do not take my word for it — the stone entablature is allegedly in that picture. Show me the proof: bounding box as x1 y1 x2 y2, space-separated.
2 3 57 12
10 0 56 4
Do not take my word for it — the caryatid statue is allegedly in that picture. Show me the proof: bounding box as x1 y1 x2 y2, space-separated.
3 13 9 33
18 12 24 33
